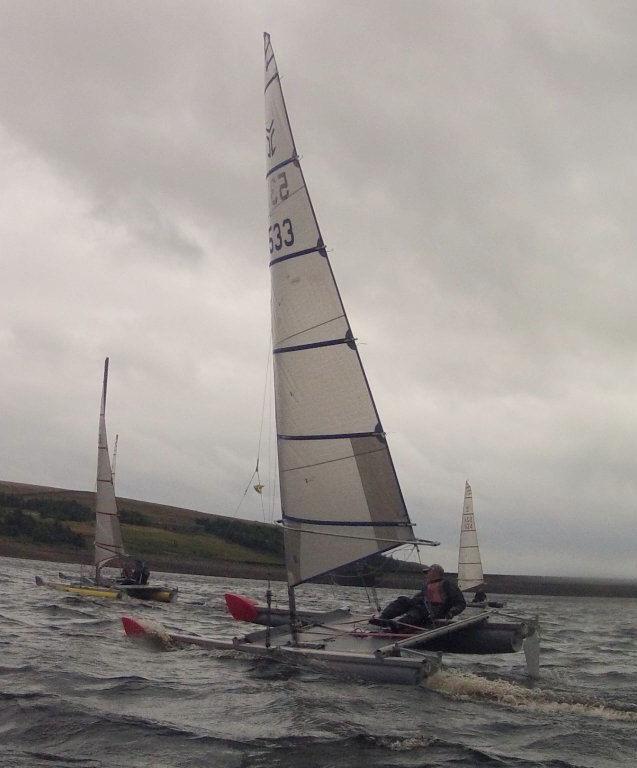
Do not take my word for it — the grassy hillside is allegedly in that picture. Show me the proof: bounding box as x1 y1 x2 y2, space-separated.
0 480 286 580
2 480 636 596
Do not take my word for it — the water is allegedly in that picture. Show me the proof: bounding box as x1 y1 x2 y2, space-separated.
1 556 635 767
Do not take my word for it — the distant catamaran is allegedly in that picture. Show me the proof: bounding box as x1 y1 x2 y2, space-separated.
122 33 539 681
36 358 176 602
458 481 484 593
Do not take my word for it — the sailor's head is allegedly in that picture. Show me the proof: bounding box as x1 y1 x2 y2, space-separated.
424 563 444 583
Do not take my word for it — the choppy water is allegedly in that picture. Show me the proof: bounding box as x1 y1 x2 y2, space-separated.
1 556 635 768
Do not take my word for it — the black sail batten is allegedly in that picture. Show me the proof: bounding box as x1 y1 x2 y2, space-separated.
274 329 356 355
264 34 428 589
278 431 382 441
273 337 353 354
266 156 297 178
269 245 323 267
282 515 413 527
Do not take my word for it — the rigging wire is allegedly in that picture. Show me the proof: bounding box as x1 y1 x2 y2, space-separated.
233 342 272 521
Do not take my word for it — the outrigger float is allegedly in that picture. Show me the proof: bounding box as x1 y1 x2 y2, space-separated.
35 358 177 603
123 33 539 682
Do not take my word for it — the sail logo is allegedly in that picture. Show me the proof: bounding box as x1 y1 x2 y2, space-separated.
462 515 475 531
266 120 276 158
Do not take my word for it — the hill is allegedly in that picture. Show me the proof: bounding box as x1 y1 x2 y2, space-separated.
0 480 287 581
1 480 635 597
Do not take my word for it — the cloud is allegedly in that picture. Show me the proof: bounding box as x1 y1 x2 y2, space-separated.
1 1 635 578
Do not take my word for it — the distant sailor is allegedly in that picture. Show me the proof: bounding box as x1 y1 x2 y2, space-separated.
472 588 488 604
119 559 150 585
371 564 466 629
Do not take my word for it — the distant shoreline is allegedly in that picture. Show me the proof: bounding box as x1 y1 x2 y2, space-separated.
2 479 635 598
3 542 635 598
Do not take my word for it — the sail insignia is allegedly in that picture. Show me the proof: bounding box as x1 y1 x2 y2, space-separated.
264 34 424 587
457 480 484 592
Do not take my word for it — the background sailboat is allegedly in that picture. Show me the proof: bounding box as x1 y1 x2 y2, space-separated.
458 480 484 593
36 359 176 602
94 357 126 583
458 481 505 608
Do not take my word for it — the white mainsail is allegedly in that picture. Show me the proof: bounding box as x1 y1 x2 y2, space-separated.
457 481 484 592
264 34 423 587
94 358 125 574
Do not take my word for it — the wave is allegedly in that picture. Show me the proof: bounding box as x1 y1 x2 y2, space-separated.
428 669 637 722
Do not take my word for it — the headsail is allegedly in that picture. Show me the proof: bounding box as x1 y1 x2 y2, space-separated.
457 481 484 592
94 358 125 571
264 34 425 587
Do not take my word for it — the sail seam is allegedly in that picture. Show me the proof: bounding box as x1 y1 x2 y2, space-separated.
282 447 385 473
269 245 322 266
277 314 346 345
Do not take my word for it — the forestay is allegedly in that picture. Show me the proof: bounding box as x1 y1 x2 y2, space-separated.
457 481 484 591
94 358 125 571
264 34 418 586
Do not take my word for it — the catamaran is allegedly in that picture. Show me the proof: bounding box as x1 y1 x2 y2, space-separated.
122 34 539 682
458 481 483 594
36 358 177 603
457 481 504 608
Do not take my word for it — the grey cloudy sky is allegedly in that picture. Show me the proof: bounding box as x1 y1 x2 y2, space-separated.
1 1 636 579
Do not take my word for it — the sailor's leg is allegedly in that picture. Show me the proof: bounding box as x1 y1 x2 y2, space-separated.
379 596 413 620
397 605 432 629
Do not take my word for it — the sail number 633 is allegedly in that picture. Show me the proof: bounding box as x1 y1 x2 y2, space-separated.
269 219 295 253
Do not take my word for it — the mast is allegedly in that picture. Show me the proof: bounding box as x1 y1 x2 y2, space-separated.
263 33 437 607
94 357 125 583
457 481 484 592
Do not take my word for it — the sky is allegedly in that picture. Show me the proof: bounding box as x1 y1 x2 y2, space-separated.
1 1 636 579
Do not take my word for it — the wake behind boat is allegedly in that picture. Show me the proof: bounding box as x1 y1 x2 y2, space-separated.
122 33 538 682
35 358 177 603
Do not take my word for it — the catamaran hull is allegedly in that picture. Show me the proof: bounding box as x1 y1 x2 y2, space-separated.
224 593 529 655
35 577 121 599
121 586 177 603
35 576 177 603
121 616 437 685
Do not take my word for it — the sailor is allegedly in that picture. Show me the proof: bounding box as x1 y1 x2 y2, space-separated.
371 564 466 629
472 588 487 604
131 559 150 585
119 560 136 585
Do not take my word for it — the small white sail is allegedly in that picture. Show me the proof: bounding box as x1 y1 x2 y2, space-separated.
264 34 420 587
94 358 125 573
457 481 484 592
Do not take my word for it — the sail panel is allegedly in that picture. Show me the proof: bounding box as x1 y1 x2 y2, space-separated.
265 34 416 587
274 344 378 436
94 358 125 570
271 253 347 348
457 481 484 592
286 523 403 587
